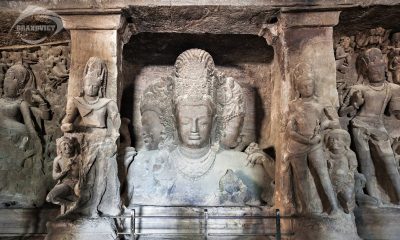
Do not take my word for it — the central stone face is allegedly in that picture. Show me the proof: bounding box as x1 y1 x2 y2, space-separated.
126 49 272 207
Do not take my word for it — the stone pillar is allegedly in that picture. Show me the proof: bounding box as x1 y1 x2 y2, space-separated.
59 10 130 105
262 10 359 239
44 10 133 240
266 9 340 214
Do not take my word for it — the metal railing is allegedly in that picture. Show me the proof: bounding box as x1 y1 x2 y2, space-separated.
114 208 294 240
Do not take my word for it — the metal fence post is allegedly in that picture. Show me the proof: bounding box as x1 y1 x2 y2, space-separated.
131 209 136 240
276 209 281 240
203 209 208 240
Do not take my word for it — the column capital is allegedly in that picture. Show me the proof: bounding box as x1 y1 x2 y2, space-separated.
57 9 126 30
279 10 341 29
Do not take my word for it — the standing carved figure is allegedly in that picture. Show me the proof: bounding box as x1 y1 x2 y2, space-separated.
339 48 400 205
60 57 121 217
336 36 354 74
325 129 358 213
286 63 340 215
389 32 400 84
46 136 81 213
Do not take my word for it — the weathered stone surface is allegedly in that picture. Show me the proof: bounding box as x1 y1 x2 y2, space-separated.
2 1 400 240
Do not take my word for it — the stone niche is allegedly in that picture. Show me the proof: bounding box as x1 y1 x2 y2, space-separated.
2 1 400 240
121 32 274 151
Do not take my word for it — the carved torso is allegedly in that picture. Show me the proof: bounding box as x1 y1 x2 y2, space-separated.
353 84 391 118
289 99 324 138
73 97 112 129
128 148 269 206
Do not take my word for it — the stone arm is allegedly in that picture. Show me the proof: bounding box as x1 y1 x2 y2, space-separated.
52 157 68 181
335 47 348 60
51 64 69 78
61 98 79 132
388 52 400 71
20 101 41 141
347 151 358 174
389 86 400 119
24 89 52 120
338 88 363 117
287 117 313 145
321 106 341 130
106 100 121 141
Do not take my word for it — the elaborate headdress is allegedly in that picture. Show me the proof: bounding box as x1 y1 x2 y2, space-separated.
291 63 315 98
82 57 108 97
4 63 35 96
140 78 175 138
356 48 384 79
173 49 217 110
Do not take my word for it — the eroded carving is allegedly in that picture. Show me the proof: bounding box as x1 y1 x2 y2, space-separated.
339 48 400 205
46 136 80 213
286 63 340 215
0 63 52 207
127 49 272 206
325 129 357 213
57 57 121 218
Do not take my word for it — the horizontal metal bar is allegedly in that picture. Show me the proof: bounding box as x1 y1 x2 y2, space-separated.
132 233 205 236
208 232 296 236
111 215 294 219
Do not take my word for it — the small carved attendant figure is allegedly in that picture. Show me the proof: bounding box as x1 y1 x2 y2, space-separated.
286 63 340 215
46 137 80 212
336 36 354 74
325 129 357 213
389 32 400 84
339 48 400 205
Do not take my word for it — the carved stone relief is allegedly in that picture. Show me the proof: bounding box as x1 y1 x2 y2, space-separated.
335 27 400 239
0 43 69 208
126 49 274 207
46 57 121 240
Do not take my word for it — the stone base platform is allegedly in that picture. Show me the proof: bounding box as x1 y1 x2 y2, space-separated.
123 205 293 240
292 211 361 240
355 206 400 240
45 217 117 240
0 208 58 239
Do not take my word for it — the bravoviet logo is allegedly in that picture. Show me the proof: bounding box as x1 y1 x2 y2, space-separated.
10 6 64 44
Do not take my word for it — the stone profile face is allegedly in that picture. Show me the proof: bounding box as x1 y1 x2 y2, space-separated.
127 49 272 206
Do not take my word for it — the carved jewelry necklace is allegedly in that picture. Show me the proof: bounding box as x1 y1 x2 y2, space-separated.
171 144 218 181
84 96 100 105
368 82 386 91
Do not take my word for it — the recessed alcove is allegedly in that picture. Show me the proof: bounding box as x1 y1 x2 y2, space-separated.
121 32 274 150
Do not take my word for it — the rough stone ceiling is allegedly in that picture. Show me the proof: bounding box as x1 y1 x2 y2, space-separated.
334 5 400 37
123 33 273 65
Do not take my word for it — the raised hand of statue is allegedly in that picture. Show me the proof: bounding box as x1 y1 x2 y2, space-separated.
246 151 267 167
350 90 364 109
245 142 273 167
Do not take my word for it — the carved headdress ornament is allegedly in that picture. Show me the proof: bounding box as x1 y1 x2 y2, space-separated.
173 49 217 109
4 63 35 97
82 57 108 97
